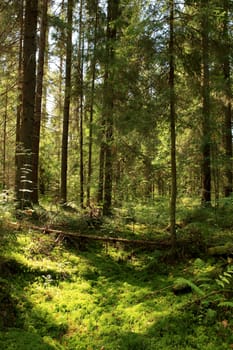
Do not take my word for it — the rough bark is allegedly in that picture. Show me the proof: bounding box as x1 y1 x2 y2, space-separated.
32 0 48 204
87 0 98 207
201 0 211 205
2 91 8 189
169 0 177 246
15 0 24 199
77 0 84 208
223 0 232 197
97 133 105 205
60 0 73 204
18 0 38 207
102 0 119 216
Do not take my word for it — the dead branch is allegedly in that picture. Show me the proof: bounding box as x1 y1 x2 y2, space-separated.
28 225 171 248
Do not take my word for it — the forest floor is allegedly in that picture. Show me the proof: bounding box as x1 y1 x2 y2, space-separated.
0 197 233 349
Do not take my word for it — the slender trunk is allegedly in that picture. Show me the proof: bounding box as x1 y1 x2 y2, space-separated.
57 56 64 164
32 0 48 204
102 0 119 216
97 126 105 205
169 0 177 246
201 0 211 205
78 0 84 208
103 99 114 215
60 0 73 204
3 91 8 189
79 40 84 208
15 0 24 200
87 0 98 207
223 0 232 197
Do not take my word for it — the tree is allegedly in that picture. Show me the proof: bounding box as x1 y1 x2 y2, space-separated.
16 0 38 206
75 0 85 208
169 0 177 246
15 0 24 197
222 0 232 197
60 0 73 204
200 0 211 205
86 0 98 207
102 0 119 216
32 0 49 204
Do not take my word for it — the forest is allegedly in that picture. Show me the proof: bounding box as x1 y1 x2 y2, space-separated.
0 0 233 349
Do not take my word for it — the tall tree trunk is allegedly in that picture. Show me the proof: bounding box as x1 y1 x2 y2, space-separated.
87 0 98 207
223 0 232 197
102 0 119 216
56 0 65 168
15 0 24 200
201 0 211 205
18 0 38 207
2 90 8 189
32 0 48 204
169 0 177 246
77 0 84 208
97 124 105 205
60 0 73 204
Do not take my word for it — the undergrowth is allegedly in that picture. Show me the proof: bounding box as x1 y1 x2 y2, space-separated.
0 197 233 349
0 231 232 349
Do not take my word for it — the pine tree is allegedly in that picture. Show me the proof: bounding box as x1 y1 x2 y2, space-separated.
60 0 73 204
17 0 38 207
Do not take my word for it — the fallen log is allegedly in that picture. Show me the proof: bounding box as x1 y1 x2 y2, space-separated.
29 225 171 249
13 223 228 255
207 243 233 256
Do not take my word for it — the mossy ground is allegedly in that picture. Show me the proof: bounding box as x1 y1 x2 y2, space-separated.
0 198 233 349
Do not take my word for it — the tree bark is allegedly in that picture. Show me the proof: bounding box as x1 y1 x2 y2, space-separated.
169 0 177 247
32 0 49 204
102 0 119 216
201 0 211 205
2 90 8 189
223 0 232 197
97 127 105 206
77 0 84 208
15 0 24 200
60 0 73 204
18 0 38 207
87 0 98 207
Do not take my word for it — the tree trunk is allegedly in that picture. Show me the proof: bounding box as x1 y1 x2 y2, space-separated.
97 129 105 206
223 0 232 197
201 0 211 205
18 0 38 207
102 0 119 216
78 0 84 208
15 0 24 200
32 0 48 204
87 0 98 207
60 0 73 204
169 0 177 247
2 90 8 189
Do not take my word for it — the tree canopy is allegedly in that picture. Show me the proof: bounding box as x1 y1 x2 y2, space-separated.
0 0 232 214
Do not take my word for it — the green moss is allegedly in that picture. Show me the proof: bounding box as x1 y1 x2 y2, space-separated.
0 226 232 350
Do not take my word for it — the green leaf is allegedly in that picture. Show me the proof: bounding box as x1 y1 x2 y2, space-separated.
218 301 233 308
175 277 205 296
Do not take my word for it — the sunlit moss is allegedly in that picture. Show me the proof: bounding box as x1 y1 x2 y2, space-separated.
0 229 232 350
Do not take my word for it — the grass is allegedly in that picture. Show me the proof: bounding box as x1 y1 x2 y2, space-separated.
0 198 233 349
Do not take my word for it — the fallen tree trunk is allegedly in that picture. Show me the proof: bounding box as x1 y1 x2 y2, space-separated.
15 223 231 256
207 243 233 256
29 225 171 249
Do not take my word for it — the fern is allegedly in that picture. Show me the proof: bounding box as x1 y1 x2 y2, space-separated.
216 266 233 289
175 277 205 296
218 301 233 308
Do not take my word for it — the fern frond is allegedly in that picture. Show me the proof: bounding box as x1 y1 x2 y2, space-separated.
218 301 233 308
175 277 205 296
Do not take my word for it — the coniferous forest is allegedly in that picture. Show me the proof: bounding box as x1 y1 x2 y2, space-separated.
0 0 233 349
